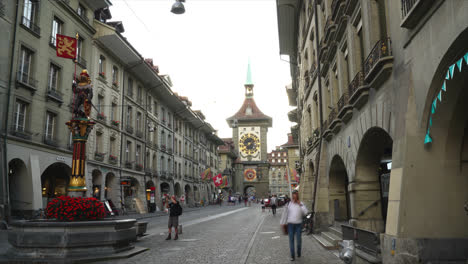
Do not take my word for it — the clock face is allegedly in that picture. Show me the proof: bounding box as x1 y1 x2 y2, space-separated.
240 133 260 155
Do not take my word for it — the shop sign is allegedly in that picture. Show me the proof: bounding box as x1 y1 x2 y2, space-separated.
120 180 131 186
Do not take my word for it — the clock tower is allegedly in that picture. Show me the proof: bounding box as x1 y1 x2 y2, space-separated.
227 62 272 198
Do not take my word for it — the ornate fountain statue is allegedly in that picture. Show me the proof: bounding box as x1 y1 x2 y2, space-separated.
66 69 95 195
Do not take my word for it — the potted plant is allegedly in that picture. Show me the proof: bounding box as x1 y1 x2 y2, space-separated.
97 112 106 121
111 120 120 127
99 72 106 78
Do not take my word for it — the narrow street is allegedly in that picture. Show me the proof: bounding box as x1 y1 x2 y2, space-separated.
97 204 341 264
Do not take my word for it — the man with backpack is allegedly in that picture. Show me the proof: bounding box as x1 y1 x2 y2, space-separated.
166 195 182 240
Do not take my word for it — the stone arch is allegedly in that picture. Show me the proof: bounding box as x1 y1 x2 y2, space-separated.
353 127 393 233
174 182 182 197
244 185 256 197
8 158 33 216
184 184 192 206
91 169 103 199
412 29 468 238
193 185 199 202
104 172 117 201
146 180 156 212
328 155 350 223
41 162 71 206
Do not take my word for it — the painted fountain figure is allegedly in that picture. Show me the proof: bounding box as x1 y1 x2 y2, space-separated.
66 69 95 195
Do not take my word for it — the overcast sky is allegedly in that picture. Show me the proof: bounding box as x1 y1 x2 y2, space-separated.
110 0 293 150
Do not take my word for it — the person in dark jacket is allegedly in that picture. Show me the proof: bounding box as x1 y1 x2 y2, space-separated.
166 195 181 240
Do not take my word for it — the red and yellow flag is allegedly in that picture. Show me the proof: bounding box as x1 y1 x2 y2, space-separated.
56 34 77 59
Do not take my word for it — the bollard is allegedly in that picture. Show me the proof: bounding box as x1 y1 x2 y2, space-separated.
178 225 183 234
339 240 355 264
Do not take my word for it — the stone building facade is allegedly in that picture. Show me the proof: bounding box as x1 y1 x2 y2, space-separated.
276 0 468 263
1 0 223 220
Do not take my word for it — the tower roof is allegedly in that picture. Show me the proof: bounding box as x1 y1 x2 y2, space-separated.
245 60 253 86
227 97 272 125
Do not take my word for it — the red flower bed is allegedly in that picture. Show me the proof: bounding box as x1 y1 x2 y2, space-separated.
45 196 106 221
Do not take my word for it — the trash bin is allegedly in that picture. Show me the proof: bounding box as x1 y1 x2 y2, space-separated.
339 240 355 264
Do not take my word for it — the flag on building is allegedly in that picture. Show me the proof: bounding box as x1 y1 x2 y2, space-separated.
213 173 223 187
56 34 77 59
201 168 212 181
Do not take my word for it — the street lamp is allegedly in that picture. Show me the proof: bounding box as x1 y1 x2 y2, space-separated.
171 0 185 14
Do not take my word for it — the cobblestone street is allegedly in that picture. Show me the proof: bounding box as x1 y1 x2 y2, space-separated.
95 204 341 264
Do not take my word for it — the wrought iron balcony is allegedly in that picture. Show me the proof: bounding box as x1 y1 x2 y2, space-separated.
126 125 134 134
348 71 370 109
327 108 337 126
16 71 38 93
20 16 40 36
109 155 118 164
46 88 63 104
43 135 59 147
401 0 434 29
124 161 133 169
323 17 337 45
364 38 393 86
337 92 353 123
136 130 143 138
331 0 346 21
94 152 105 162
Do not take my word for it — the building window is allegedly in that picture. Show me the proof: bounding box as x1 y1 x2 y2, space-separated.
97 95 104 113
14 100 28 132
47 63 60 91
45 112 56 140
128 78 133 97
161 107 166 122
99 55 106 77
148 96 152 112
111 102 117 121
126 106 132 124
125 141 131 161
154 101 158 116
112 66 118 86
95 132 102 153
136 144 141 163
137 86 142 103
18 46 33 83
136 112 142 131
109 137 116 155
50 17 63 46
22 0 38 30
76 36 85 66
77 4 87 20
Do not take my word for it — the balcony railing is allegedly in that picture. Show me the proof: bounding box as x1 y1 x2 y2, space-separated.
136 130 143 138
401 0 418 19
328 108 337 125
17 71 38 91
126 125 134 134
337 92 349 113
43 135 59 147
46 88 63 103
331 0 345 21
21 16 40 36
94 152 105 162
400 0 434 29
109 155 118 164
342 225 381 258
10 125 32 140
348 71 366 97
324 17 336 43
364 38 392 80
124 161 133 169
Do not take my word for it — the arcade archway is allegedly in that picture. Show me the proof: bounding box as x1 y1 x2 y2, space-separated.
184 184 192 206
244 186 256 197
329 155 350 222
354 127 392 233
41 162 71 206
91 169 103 199
8 159 33 216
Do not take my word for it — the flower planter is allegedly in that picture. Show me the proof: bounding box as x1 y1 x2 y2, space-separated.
6 219 147 262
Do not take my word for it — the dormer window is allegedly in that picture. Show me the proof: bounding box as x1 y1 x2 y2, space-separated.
245 107 252 115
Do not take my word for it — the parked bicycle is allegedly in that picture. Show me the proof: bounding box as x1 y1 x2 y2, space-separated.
302 212 314 234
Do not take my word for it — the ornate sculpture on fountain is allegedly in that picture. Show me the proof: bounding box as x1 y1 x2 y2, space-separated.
66 69 95 195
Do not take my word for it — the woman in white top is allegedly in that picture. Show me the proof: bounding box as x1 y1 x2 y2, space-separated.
281 190 308 261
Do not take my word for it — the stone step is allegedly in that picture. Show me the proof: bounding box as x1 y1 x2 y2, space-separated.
321 231 342 247
312 234 338 250
331 250 340 259
329 226 343 238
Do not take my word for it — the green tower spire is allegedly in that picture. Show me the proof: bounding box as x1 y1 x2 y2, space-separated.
245 60 253 86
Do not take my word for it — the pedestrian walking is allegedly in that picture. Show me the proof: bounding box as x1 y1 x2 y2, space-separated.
165 195 182 241
280 190 308 261
270 195 277 215
261 198 265 212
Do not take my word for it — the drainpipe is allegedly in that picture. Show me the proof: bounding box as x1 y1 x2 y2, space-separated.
311 0 324 231
3 0 20 222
